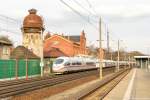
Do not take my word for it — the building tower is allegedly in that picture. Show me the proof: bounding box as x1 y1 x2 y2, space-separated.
80 30 86 54
21 9 44 57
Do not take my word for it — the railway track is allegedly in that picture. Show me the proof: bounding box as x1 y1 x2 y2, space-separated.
0 66 115 88
80 68 130 100
0 67 116 98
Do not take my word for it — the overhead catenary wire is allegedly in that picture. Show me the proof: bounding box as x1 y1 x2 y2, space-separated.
85 0 98 16
60 0 110 35
0 27 21 34
71 0 98 18
70 0 99 24
60 0 98 31
0 14 21 25
0 14 21 35
70 0 100 24
62 0 127 53
60 0 113 51
71 0 109 41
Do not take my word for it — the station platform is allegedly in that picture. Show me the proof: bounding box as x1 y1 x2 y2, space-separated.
104 68 150 100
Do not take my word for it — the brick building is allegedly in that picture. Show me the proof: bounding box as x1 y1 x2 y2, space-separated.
21 9 88 58
0 37 13 59
44 30 88 57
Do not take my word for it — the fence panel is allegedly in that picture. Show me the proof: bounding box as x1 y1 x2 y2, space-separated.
28 59 41 76
18 60 26 77
0 60 7 79
8 60 16 78
0 60 16 79
0 59 41 79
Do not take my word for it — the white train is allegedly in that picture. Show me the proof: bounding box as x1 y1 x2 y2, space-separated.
52 55 119 73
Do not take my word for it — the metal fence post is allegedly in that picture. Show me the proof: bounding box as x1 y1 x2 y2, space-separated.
26 58 28 80
15 59 18 80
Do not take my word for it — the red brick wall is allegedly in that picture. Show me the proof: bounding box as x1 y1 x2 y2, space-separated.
44 35 74 56
44 33 87 57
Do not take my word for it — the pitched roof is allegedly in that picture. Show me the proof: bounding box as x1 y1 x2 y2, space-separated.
44 34 73 44
0 36 13 45
10 46 39 59
44 47 68 58
64 35 80 42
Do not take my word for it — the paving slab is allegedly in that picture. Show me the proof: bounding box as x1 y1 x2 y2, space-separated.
103 68 134 100
131 69 150 100
104 68 150 100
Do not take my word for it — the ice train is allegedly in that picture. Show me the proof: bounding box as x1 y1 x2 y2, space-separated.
52 55 131 73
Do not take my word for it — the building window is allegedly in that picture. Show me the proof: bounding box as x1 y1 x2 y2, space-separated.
3 47 9 55
36 35 38 39
26 35 28 39
31 35 33 39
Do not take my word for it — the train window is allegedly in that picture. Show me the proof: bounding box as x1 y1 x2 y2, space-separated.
86 62 95 65
54 59 64 64
76 62 82 65
65 62 70 66
72 62 76 65
72 62 82 65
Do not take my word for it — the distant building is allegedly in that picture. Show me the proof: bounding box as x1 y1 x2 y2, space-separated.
10 46 39 59
21 8 44 57
21 9 89 59
44 30 87 58
134 56 149 69
0 37 13 59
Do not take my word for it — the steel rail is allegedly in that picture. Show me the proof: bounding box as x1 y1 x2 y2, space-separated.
79 68 131 100
0 66 116 87
0 66 120 98
0 70 99 98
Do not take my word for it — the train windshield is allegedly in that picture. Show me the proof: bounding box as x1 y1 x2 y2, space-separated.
54 59 64 64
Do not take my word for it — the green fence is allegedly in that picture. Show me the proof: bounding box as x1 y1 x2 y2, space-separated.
0 59 41 79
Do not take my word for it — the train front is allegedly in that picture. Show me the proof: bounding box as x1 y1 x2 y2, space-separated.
52 57 69 73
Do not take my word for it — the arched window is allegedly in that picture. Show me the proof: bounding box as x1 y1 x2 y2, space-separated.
31 35 33 39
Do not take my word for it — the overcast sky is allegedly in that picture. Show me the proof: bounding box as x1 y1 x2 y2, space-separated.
0 0 150 54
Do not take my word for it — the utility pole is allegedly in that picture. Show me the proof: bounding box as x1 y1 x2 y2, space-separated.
111 52 113 60
107 27 110 53
125 52 127 69
40 30 44 77
117 40 120 71
129 56 131 68
147 48 149 71
148 56 149 71
107 26 110 60
99 17 103 79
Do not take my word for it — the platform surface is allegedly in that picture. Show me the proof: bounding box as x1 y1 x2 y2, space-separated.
104 68 150 100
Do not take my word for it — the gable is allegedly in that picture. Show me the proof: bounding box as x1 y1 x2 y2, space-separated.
45 34 73 44
44 34 73 52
